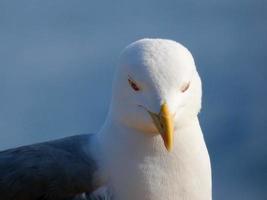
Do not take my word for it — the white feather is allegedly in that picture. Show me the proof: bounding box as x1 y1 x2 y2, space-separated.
94 38 212 200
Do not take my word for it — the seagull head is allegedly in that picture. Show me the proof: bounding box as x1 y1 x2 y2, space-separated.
110 39 202 151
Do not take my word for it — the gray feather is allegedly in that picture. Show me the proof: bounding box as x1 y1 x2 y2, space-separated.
0 134 106 200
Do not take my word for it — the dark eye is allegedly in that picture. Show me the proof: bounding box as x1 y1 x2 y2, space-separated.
180 82 190 93
128 78 140 91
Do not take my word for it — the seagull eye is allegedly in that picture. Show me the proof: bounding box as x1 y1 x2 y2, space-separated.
128 78 140 91
180 82 190 93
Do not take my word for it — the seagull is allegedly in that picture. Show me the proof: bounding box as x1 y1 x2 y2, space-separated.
0 38 212 200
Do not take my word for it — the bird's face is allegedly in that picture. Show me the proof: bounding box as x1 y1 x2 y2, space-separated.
110 39 202 151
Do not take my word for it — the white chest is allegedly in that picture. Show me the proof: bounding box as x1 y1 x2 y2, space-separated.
98 120 212 200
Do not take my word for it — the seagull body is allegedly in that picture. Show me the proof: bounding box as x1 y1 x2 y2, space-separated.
0 39 212 200
97 39 211 200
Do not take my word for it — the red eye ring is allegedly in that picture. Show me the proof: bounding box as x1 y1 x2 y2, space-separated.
128 78 140 91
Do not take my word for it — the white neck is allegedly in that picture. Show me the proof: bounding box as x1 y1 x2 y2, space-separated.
97 116 212 200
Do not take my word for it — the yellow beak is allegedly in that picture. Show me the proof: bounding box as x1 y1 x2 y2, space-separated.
147 103 174 152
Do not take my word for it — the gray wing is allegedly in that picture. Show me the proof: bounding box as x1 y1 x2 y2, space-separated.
0 134 106 200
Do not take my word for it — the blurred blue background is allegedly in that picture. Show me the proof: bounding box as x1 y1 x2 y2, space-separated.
0 0 266 199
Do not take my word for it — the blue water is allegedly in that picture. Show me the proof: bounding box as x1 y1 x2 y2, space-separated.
0 1 266 199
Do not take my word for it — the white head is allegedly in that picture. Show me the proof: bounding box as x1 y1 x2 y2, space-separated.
109 38 202 151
